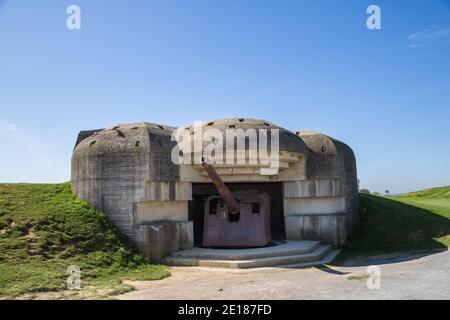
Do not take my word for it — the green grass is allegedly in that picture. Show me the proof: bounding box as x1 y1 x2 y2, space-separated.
0 183 169 299
397 185 450 199
334 186 450 263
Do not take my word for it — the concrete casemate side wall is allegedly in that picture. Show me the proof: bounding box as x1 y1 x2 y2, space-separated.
281 131 358 246
283 197 346 215
72 123 194 262
72 143 151 239
134 201 189 225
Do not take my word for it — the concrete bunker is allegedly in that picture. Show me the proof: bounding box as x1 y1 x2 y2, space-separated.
71 119 358 263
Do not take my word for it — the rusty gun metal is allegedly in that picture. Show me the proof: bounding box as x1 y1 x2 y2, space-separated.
201 157 272 247
201 157 240 214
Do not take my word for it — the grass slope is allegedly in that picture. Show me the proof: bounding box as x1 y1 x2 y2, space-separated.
0 183 169 299
398 185 450 199
336 186 450 262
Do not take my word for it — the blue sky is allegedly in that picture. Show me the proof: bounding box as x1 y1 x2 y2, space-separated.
0 0 449 194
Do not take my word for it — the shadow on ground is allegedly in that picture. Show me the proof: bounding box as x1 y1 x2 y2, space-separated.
333 248 447 268
314 265 350 275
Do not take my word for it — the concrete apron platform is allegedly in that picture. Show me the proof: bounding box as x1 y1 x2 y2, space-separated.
162 241 340 269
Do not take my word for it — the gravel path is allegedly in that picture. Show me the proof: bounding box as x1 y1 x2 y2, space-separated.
117 250 450 300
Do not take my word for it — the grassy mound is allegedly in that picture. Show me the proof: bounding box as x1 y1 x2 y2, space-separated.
398 185 450 199
0 183 169 298
336 187 450 262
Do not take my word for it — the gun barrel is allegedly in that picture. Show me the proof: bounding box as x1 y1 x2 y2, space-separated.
201 158 240 214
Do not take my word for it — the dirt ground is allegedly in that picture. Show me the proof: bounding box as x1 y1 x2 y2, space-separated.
117 250 450 300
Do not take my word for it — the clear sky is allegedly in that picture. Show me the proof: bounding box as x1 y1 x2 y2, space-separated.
0 0 449 194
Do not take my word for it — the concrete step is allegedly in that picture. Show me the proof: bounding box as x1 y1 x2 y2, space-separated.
169 240 321 260
163 244 333 269
274 249 341 269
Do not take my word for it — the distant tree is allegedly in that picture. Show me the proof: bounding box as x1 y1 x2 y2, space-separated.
385 190 390 196
360 188 370 194
373 192 381 196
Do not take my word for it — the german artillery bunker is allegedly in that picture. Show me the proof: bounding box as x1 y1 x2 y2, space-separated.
72 118 358 266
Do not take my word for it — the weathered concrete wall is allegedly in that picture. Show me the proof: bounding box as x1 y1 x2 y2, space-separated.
285 214 346 245
283 131 358 246
134 201 188 224
283 178 342 198
284 197 346 215
135 221 193 263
